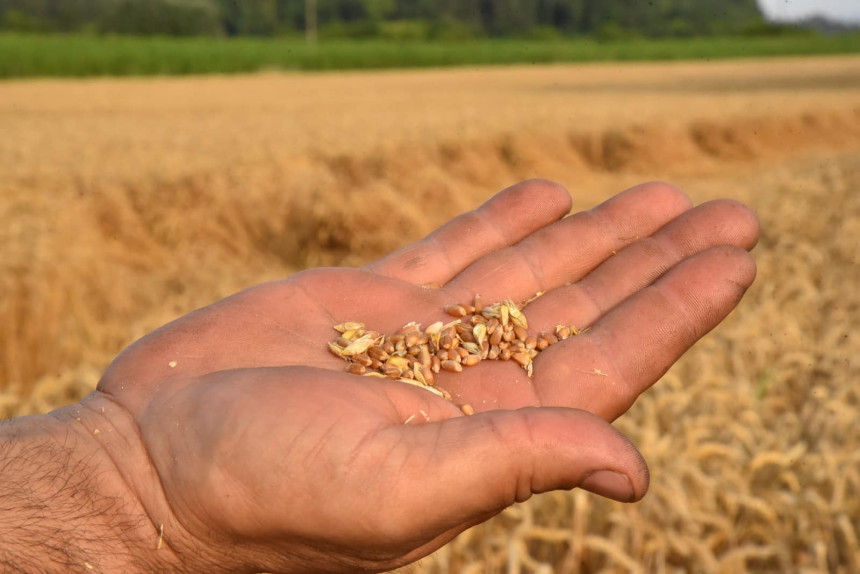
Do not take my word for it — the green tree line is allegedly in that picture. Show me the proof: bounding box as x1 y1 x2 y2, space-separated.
0 0 766 39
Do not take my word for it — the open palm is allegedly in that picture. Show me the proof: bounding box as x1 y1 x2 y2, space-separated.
91 180 758 573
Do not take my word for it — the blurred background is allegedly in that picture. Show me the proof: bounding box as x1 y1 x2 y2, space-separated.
0 1 858 572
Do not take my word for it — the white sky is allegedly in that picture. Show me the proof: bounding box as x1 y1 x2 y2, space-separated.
757 0 860 23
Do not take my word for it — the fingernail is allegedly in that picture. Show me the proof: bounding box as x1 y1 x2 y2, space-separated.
580 470 634 502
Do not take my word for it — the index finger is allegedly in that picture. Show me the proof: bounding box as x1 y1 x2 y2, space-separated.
365 179 572 287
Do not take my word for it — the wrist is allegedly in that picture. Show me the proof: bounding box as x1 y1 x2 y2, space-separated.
0 393 187 572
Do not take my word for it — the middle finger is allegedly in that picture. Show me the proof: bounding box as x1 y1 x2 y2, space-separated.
443 182 693 305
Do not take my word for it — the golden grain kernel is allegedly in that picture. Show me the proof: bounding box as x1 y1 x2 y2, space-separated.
336 336 352 348
363 372 387 378
413 364 426 384
398 322 421 334
354 353 373 367
421 365 435 385
482 306 500 319
347 363 366 375
446 349 461 362
342 329 361 340
470 314 488 325
461 342 481 355
384 365 402 379
512 352 531 367
488 345 500 360
472 323 487 347
485 317 500 333
525 335 538 350
440 332 455 350
489 328 503 346
418 346 431 367
431 355 442 373
502 329 515 343
402 370 415 380
387 356 410 369
499 304 510 327
328 342 346 358
499 348 512 361
461 404 476 416
462 354 481 367
341 335 377 356
535 336 549 350
473 294 483 311
507 300 528 329
382 340 395 354
542 332 559 345
513 325 528 341
370 358 383 370
404 332 420 347
456 347 469 359
445 304 467 317
368 346 387 360
425 321 444 335
556 325 571 340
441 360 463 373
334 321 365 333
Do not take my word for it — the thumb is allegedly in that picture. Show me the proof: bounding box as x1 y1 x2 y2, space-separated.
405 407 649 521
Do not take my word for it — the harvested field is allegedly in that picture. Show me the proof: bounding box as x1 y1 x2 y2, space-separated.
1 56 859 572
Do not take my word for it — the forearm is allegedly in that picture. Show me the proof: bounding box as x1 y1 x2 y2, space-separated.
0 403 179 572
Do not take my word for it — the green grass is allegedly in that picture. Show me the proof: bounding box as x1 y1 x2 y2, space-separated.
2 32 860 79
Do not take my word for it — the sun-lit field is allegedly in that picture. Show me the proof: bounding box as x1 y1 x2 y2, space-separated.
1 56 859 572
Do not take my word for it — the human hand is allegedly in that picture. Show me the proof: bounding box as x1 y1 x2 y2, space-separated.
19 180 758 573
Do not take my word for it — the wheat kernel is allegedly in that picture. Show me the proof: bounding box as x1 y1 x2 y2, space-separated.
489 328 503 346
384 365 402 379
462 354 481 367
347 363 366 375
514 325 528 341
421 365 435 385
512 352 531 367
542 332 559 345
418 346 431 367
431 355 441 373
461 404 476 416
445 304 467 317
398 322 420 334
441 360 463 373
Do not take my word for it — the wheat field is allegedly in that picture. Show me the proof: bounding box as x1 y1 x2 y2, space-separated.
1 55 859 572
